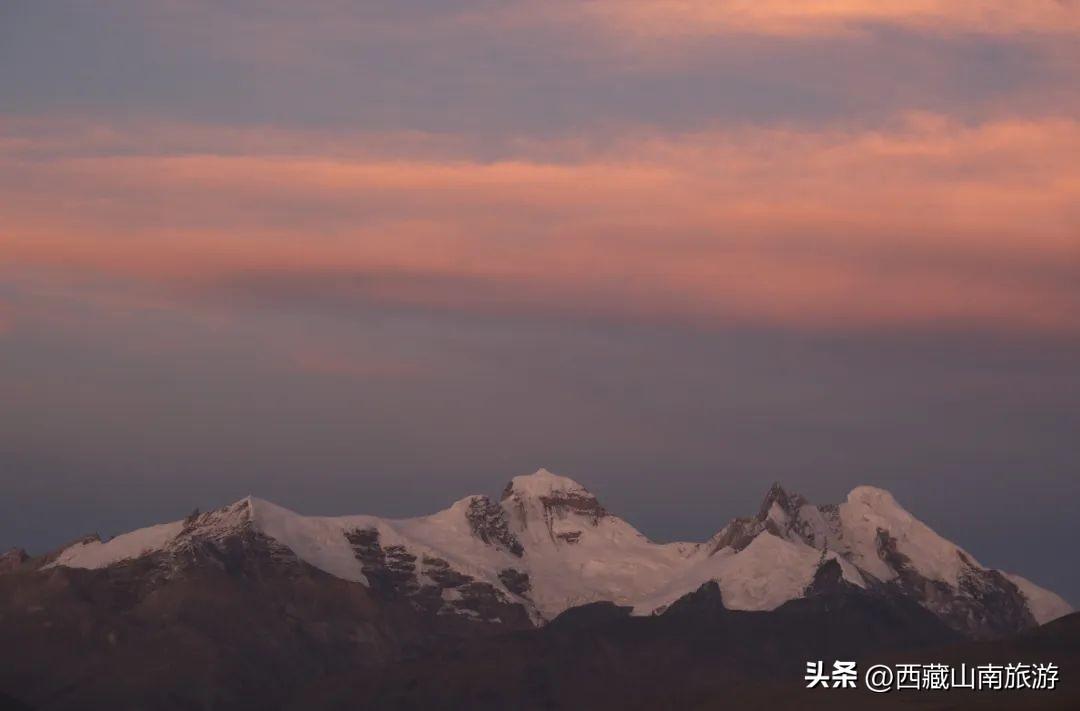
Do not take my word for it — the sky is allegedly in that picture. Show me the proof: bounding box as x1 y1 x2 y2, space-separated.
1 1 1078 602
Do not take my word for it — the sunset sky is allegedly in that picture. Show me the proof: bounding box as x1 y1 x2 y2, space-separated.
2 2 1078 601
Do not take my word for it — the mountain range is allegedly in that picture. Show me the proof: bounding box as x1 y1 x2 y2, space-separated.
0 469 1073 709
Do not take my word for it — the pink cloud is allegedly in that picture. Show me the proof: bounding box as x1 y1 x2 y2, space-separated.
2 114 1078 335
568 0 1080 39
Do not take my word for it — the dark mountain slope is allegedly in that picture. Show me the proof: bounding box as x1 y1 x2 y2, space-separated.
0 531 524 711
297 582 963 710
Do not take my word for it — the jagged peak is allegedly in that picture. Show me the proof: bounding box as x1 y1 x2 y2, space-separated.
756 481 808 521
30 472 1073 634
188 496 257 527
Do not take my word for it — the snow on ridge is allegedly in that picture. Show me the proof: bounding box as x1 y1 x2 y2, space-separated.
632 533 817 615
48 520 185 570
838 485 979 587
247 497 371 584
41 477 1071 632
251 495 526 595
1005 573 1074 624
49 496 259 570
630 532 867 617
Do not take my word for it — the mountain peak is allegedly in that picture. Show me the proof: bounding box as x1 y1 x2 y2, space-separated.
756 481 807 522
501 468 590 501
500 468 609 536
845 485 904 513
34 472 1072 636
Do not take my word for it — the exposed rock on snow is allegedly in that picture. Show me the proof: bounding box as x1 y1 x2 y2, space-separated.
464 496 523 557
50 521 185 570
42 468 1072 635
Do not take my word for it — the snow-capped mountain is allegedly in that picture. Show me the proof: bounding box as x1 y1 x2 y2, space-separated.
42 468 1071 636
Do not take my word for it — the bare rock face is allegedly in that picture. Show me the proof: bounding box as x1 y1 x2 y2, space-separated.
344 527 532 628
663 580 727 621
138 499 299 580
707 517 757 553
701 483 1057 640
873 530 1036 638
536 489 608 525
0 548 28 574
708 483 812 554
756 482 807 521
498 567 531 596
422 555 472 589
465 496 524 556
499 472 610 554
499 471 609 527
804 558 859 597
345 528 420 598
754 482 831 549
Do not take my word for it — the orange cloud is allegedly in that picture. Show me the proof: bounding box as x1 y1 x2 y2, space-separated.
574 0 1080 38
2 114 1078 335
